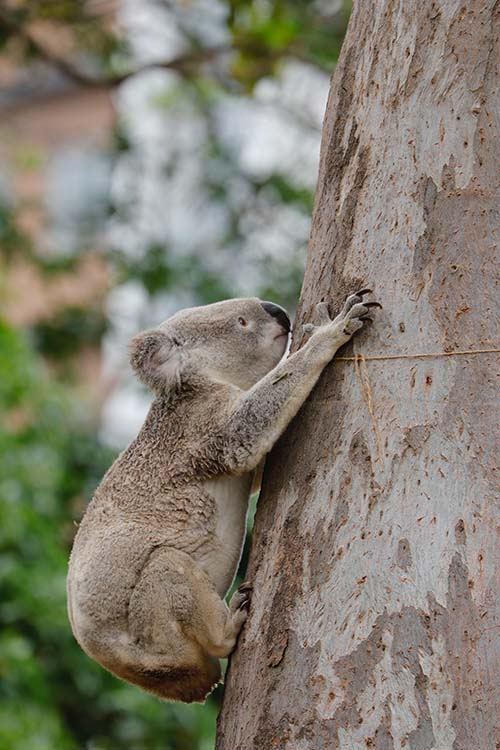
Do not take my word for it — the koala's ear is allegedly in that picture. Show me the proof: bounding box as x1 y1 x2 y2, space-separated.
129 330 182 395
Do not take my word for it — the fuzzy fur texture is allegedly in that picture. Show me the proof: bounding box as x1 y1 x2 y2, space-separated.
67 293 377 702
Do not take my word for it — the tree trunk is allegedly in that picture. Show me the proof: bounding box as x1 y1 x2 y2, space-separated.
216 2 500 748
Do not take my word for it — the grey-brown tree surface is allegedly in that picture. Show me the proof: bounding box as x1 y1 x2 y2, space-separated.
216 2 500 748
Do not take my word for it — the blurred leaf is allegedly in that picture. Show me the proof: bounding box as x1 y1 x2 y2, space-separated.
0 203 30 260
32 306 109 360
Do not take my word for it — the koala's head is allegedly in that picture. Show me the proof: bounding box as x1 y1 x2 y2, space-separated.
129 298 291 395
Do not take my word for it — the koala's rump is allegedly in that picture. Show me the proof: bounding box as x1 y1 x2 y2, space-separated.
67 526 222 702
67 520 166 650
67 478 221 644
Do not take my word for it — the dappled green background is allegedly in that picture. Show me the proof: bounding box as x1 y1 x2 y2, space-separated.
0 2 349 748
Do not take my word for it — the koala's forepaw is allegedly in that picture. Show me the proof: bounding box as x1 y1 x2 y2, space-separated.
303 289 381 339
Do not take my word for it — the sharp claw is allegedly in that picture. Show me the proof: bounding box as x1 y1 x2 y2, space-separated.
238 582 253 593
238 599 250 611
356 288 373 297
358 314 374 322
364 301 382 309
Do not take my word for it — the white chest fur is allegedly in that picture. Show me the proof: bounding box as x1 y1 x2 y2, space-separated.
202 472 253 596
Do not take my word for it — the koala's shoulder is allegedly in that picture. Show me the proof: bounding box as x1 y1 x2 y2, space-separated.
173 379 240 429
127 381 239 467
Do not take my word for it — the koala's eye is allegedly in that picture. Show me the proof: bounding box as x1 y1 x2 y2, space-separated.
238 317 248 327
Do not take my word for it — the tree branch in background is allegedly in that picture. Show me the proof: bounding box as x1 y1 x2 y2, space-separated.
0 5 329 90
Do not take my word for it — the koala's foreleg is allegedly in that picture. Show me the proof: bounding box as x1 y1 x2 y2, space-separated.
220 291 379 475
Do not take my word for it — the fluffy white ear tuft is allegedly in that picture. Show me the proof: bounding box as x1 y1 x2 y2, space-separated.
129 330 182 395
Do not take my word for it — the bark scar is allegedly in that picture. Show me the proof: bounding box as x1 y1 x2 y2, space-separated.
267 628 289 667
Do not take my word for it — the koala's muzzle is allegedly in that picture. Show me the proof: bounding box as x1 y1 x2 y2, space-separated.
260 301 291 333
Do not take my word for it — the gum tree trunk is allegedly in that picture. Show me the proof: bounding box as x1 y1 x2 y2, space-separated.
216 1 500 748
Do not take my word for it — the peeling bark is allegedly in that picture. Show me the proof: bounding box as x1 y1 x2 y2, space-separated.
216 2 500 748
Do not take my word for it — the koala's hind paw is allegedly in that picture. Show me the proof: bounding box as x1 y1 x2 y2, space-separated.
229 582 253 613
238 580 253 593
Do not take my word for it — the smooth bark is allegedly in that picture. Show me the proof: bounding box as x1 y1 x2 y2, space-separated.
217 2 500 748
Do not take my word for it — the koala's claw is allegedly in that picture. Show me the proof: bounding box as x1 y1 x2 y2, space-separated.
238 582 252 611
343 291 368 314
341 292 381 335
230 582 253 614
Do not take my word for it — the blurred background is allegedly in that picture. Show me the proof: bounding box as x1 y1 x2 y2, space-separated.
0 1 350 748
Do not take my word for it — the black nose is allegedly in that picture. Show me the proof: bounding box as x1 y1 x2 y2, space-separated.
260 301 291 333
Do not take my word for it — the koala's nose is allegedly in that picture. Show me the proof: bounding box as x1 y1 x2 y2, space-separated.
260 301 291 333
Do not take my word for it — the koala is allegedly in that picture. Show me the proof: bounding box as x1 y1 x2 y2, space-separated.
67 290 379 703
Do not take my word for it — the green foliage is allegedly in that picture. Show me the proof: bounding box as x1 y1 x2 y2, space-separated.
0 321 219 749
0 202 29 261
0 0 123 77
226 0 348 87
32 306 109 361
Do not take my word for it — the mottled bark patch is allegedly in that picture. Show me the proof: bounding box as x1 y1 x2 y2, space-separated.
328 614 389 736
411 177 438 278
295 21 373 329
403 425 431 453
396 538 413 570
454 518 466 545
264 514 306 659
427 551 495 747
253 632 322 750
404 6 441 98
370 703 395 750
407 708 435 750
306 143 370 316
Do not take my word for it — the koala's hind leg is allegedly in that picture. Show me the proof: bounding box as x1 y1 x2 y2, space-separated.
128 546 249 664
190 578 250 659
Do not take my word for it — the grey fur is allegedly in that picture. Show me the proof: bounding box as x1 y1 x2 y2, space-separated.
67 293 377 702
